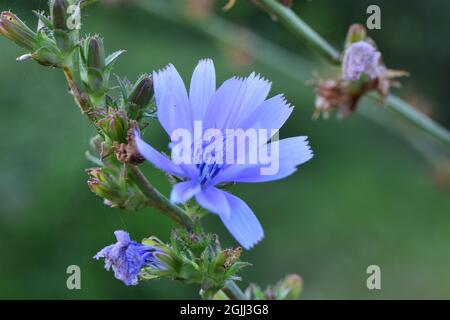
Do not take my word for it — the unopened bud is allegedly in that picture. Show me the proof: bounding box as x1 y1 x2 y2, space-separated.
0 12 39 51
129 74 154 109
31 46 62 67
51 0 69 30
345 24 367 47
97 109 128 143
87 167 122 201
86 35 105 69
87 167 146 210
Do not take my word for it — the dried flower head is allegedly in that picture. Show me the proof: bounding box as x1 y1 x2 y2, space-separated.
342 41 384 82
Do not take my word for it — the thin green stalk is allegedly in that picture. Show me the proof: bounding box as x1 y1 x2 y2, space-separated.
260 0 341 64
223 280 247 300
134 0 447 165
371 93 450 148
127 164 194 229
258 0 450 148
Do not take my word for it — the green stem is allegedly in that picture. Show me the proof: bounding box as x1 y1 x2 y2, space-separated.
256 0 450 148
259 0 341 64
222 280 247 300
368 93 450 147
127 164 194 229
63 67 96 122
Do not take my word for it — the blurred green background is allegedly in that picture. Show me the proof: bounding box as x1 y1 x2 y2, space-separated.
0 0 449 299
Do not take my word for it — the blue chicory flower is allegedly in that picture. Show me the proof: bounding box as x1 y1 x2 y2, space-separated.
134 59 313 249
94 230 163 285
342 41 384 81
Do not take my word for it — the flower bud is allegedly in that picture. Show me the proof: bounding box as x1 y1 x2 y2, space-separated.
86 35 105 69
275 274 303 300
31 46 62 67
129 74 154 108
87 167 122 201
345 24 367 47
0 12 39 51
87 167 147 210
97 108 128 143
51 0 69 31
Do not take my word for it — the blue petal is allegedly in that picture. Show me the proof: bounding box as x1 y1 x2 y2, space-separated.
234 73 272 126
203 73 271 130
153 64 192 135
170 181 201 204
202 77 243 130
214 136 313 183
114 230 131 243
134 131 186 178
239 94 293 136
195 186 231 218
195 187 264 249
189 59 216 121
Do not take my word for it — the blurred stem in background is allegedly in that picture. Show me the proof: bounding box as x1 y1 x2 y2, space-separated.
133 0 449 172
257 0 450 148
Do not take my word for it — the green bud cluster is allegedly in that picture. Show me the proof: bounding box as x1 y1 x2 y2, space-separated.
0 11 65 67
87 166 147 211
80 35 126 102
140 229 250 299
116 74 155 121
97 108 129 143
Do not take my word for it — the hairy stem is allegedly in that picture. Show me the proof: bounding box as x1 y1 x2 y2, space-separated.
257 0 450 148
63 67 95 122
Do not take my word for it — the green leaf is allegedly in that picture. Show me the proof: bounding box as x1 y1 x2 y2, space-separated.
86 67 105 93
114 75 132 104
106 50 126 68
53 29 71 53
33 11 53 30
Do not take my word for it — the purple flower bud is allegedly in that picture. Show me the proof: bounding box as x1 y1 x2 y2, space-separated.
51 0 69 31
94 230 164 286
342 41 384 82
86 35 105 69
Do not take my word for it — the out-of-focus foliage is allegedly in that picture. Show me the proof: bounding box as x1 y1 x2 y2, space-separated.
0 0 449 299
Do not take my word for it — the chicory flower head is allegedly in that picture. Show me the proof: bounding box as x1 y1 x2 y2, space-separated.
135 59 313 249
94 230 163 285
342 41 384 81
